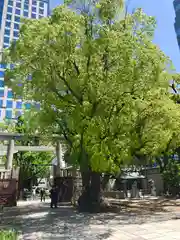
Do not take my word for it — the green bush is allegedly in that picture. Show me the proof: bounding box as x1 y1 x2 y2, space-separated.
0 230 18 240
163 160 180 195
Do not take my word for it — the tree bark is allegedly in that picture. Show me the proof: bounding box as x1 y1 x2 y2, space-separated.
77 169 109 213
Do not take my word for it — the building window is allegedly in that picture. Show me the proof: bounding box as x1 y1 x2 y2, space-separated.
14 23 19 30
0 64 6 69
176 29 180 36
0 100 3 107
39 2 44 8
24 102 31 109
4 37 9 44
10 64 14 69
16 2 21 8
16 101 22 109
14 16 20 22
4 29 10 36
8 0 13 6
3 44 9 49
39 8 44 15
6 100 13 108
6 21 11 28
32 7 36 13
13 31 19 38
6 14 12 20
31 13 36 19
175 4 180 12
24 4 29 11
15 110 22 118
23 11 28 17
35 103 40 109
0 80 4 87
7 90 13 98
7 7 13 13
6 110 12 119
15 9 21 15
0 71 4 78
0 89 4 97
32 0 37 5
27 75 32 81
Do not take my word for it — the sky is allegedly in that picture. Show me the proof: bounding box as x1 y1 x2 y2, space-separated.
50 0 180 72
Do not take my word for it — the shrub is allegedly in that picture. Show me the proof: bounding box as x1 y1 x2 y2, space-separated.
0 230 18 240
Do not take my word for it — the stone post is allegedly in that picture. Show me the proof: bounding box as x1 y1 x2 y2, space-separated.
6 139 14 170
55 140 62 177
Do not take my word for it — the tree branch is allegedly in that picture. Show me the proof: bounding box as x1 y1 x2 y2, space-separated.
170 83 177 94
55 119 75 149
58 71 83 104
73 61 80 75
50 85 75 106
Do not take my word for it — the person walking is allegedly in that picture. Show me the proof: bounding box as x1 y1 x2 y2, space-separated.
40 188 46 202
32 188 36 200
50 185 59 208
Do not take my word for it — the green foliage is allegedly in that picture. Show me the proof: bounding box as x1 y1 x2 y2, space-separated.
14 151 53 179
163 159 180 190
4 2 180 174
0 230 18 240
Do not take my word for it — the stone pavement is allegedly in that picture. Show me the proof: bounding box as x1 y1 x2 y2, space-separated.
0 200 180 239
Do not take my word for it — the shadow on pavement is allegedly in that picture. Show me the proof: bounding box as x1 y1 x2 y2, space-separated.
0 201 176 239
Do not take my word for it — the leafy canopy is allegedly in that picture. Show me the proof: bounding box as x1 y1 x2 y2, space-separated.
4 1 180 173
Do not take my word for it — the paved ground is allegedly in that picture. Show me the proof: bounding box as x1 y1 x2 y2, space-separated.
1 200 180 239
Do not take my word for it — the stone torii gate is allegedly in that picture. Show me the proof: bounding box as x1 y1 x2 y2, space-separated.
0 132 64 177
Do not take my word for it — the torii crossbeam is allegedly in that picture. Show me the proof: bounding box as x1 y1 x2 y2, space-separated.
0 132 64 174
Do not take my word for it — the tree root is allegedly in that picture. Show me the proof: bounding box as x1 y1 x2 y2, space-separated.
76 191 120 213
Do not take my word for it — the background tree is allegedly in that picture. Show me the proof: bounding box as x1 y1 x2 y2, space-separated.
149 77 180 194
162 160 180 196
4 1 180 211
13 116 53 193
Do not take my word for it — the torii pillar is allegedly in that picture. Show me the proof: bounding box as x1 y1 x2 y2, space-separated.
5 139 14 170
55 140 62 177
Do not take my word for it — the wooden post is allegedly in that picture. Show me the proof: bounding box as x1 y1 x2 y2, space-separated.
6 139 14 170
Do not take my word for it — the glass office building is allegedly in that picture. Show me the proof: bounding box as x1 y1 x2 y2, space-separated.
174 0 180 49
0 0 49 120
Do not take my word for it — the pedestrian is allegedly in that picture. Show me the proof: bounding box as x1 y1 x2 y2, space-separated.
40 188 46 202
59 180 67 202
50 185 59 208
32 188 36 200
62 180 68 201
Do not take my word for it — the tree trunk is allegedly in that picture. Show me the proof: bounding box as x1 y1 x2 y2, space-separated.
102 174 110 190
77 169 109 213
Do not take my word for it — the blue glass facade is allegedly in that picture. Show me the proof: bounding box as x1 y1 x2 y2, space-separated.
0 0 4 28
0 0 49 121
174 0 180 49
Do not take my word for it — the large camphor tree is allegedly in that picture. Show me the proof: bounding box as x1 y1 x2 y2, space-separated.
4 0 180 211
